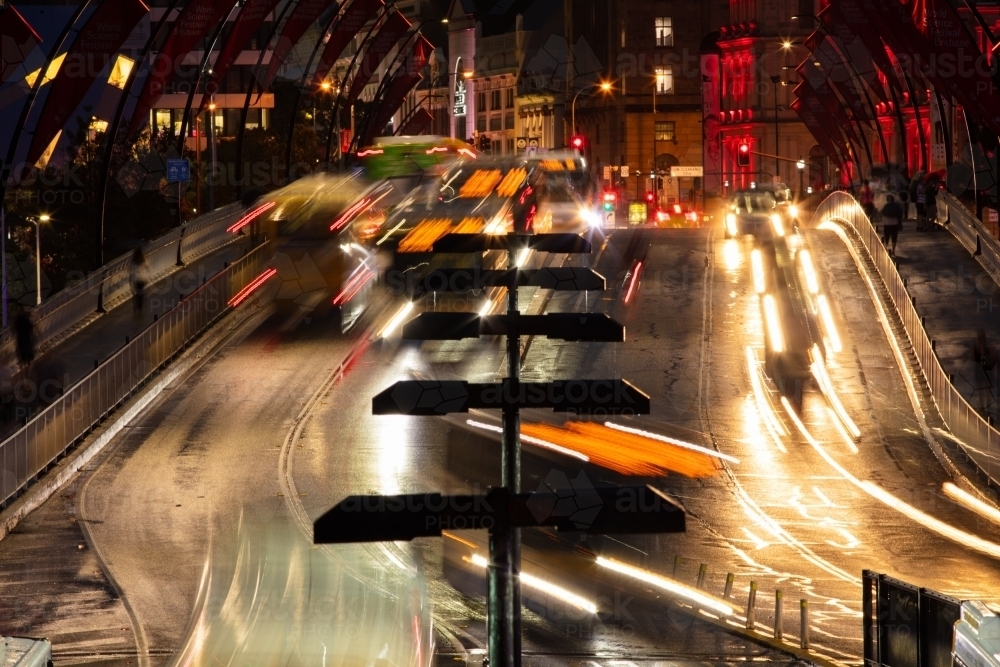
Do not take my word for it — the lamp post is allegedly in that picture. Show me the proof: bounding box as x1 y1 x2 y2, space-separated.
570 81 612 142
30 215 49 306
797 158 806 200
770 74 781 183
207 99 217 212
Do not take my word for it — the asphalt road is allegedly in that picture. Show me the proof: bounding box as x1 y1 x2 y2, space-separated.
2 223 1000 666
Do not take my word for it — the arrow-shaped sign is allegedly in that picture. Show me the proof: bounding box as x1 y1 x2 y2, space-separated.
314 485 685 544
401 312 625 342
372 379 650 415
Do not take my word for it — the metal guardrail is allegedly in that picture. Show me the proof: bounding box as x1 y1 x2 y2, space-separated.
941 192 1000 289
810 192 1000 484
0 202 245 368
0 241 270 508
862 571 961 667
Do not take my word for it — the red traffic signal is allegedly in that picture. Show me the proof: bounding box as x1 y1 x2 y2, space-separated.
571 135 585 150
737 141 751 167
645 191 655 203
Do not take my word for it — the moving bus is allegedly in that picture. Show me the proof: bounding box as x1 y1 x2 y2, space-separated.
358 136 477 180
527 152 600 232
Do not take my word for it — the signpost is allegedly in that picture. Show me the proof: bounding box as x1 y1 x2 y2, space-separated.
166 159 190 226
315 174 682 667
670 166 704 177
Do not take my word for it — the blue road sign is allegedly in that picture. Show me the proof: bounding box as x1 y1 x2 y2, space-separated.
166 159 190 183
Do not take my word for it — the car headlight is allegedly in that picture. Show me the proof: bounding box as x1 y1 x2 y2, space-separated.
581 208 601 227
788 204 799 218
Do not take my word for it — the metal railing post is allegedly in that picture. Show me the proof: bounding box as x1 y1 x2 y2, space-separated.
746 581 757 630
800 599 809 650
774 590 783 640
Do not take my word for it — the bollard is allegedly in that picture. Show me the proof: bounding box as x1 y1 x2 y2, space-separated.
125 335 129 344
903 278 908 287
950 374 955 383
94 359 99 369
154 313 159 322
921 316 926 327
696 563 707 589
723 573 734 600
932 339 936 352
912 295 917 306
745 581 757 630
774 590 784 640
672 555 682 578
800 599 810 650
975 234 983 256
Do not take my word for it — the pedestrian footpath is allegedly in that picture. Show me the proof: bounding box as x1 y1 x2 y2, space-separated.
1 238 252 431
890 224 1000 421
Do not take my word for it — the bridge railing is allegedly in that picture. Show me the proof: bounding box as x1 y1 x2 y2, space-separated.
0 241 271 508
0 202 245 368
810 191 1000 484
941 191 1000 290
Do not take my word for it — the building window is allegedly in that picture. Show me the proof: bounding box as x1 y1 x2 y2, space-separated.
507 137 514 154
655 67 674 94
490 116 502 131
477 115 486 132
655 17 673 47
655 121 675 141
491 90 501 110
154 109 172 133
477 91 486 113
505 88 514 108
505 111 514 130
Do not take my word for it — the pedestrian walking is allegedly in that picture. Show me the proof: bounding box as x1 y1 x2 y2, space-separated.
972 328 997 416
925 182 939 229
860 180 876 220
880 194 903 255
129 247 151 314
915 181 927 230
14 312 34 371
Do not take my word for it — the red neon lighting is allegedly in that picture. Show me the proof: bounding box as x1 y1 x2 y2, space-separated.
357 149 385 157
624 261 643 304
425 146 449 154
227 201 276 233
331 197 372 231
333 267 375 305
228 268 277 307
458 148 476 158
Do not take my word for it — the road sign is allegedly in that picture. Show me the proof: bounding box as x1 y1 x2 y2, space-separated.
670 166 704 177
405 267 606 294
432 233 592 254
515 137 527 150
620 165 629 178
525 146 537 157
166 159 190 183
401 312 626 342
603 166 611 180
605 210 615 226
315 485 685 544
372 379 650 415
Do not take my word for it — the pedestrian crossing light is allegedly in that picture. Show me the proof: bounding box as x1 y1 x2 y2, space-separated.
603 191 617 211
737 142 751 167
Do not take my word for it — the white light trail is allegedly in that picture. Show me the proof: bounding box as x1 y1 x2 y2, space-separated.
468 554 597 614
799 249 819 294
943 483 1000 527
596 557 734 616
810 346 860 439
770 213 785 237
817 294 842 353
763 294 784 352
380 302 414 338
603 422 740 464
751 248 765 295
746 346 788 449
466 419 589 461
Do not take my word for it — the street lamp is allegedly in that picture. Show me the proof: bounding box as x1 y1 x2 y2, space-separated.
770 74 781 182
29 214 49 306
570 81 612 140
797 158 806 200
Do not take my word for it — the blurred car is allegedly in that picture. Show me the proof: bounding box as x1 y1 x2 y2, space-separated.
653 203 711 228
724 190 779 238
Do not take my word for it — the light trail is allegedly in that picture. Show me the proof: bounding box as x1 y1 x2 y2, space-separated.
466 419 589 461
602 422 740 464
725 213 738 237
817 295 842 353
770 213 785 237
379 302 414 338
943 483 1000 527
745 346 788 450
468 554 597 614
227 268 277 307
827 407 860 454
810 345 861 439
332 267 374 306
799 249 819 294
624 261 643 304
751 248 765 294
596 557 734 616
227 201 276 233
781 397 1000 561
762 294 784 352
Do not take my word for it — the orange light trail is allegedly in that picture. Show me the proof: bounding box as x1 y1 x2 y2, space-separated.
228 268 277 307
227 201 275 233
519 422 721 477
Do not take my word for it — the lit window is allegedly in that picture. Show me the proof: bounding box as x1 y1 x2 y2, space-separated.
89 117 108 134
154 109 172 131
107 54 134 89
25 52 65 88
655 67 674 94
491 89 501 110
655 17 673 47
655 121 675 141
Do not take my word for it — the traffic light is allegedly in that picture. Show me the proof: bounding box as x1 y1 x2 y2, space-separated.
737 142 751 167
478 134 491 152
570 135 585 151
645 191 655 203
602 191 617 211
656 176 663 190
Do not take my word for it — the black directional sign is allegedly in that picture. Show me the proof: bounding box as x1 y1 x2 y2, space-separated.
409 267 607 294
402 312 625 342
314 485 685 544
432 233 593 254
372 379 650 415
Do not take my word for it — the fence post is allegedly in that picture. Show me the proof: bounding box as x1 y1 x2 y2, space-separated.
696 563 707 589
746 581 757 630
672 554 682 578
800 599 809 650
976 234 982 256
176 224 186 266
723 573 734 600
774 590 783 640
